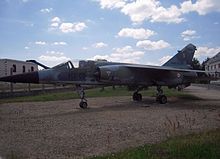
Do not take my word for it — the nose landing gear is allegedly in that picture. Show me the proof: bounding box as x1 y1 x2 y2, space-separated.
132 87 143 101
76 85 88 109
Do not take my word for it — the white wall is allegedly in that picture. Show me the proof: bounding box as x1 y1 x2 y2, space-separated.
0 59 38 77
205 61 220 77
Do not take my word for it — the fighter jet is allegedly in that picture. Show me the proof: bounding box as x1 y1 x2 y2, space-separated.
0 44 211 108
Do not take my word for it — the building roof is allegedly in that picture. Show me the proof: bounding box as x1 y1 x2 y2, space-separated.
206 52 220 65
0 58 38 66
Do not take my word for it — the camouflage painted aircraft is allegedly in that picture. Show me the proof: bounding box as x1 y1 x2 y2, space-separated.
0 44 211 108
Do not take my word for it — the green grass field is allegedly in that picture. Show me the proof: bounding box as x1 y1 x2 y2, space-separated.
0 86 200 104
90 129 220 159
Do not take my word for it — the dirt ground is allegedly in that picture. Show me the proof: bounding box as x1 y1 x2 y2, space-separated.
0 86 220 159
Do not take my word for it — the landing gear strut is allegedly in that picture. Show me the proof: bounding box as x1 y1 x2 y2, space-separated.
156 86 167 104
76 85 88 109
132 87 143 101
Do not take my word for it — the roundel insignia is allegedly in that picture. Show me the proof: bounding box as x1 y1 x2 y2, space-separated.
106 71 111 77
177 72 181 78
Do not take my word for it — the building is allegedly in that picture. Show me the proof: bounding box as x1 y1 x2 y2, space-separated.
0 59 38 78
205 52 220 78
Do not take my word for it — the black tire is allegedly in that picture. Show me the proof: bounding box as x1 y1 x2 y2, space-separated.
137 93 142 101
159 95 167 104
79 101 88 109
133 92 138 101
156 96 160 102
133 93 142 101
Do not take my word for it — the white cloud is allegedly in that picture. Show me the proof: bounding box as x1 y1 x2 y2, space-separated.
50 23 59 27
92 42 108 48
91 55 110 61
136 40 170 50
119 0 184 24
181 0 220 15
117 28 155 39
38 55 70 65
145 61 160 66
34 41 67 46
24 46 29 50
59 22 87 33
181 29 198 41
95 0 220 24
195 46 220 58
49 17 87 33
50 17 61 30
150 5 184 23
90 45 144 63
52 42 67 46
159 55 172 65
40 8 53 13
96 0 126 9
35 41 46 45
51 17 61 23
22 0 29 3
82 47 88 50
46 51 64 56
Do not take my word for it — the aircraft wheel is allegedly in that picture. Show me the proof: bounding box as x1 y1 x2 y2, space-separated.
137 93 142 101
79 101 88 109
158 95 167 104
133 93 142 101
133 92 137 101
156 96 159 102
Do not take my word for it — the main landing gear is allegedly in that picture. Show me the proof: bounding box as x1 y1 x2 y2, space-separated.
156 86 167 104
133 92 142 101
76 85 88 109
132 86 167 104
132 87 143 101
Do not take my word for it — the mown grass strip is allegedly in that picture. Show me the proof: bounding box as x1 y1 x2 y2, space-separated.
90 129 220 159
0 86 200 104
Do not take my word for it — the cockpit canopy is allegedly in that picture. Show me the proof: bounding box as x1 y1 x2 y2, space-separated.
52 61 74 70
52 59 110 70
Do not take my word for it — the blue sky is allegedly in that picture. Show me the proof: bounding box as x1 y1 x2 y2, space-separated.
0 0 220 67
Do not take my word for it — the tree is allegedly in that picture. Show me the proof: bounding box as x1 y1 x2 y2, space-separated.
191 58 202 70
201 57 210 70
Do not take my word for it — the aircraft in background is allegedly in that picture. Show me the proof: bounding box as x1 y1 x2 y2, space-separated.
0 44 215 108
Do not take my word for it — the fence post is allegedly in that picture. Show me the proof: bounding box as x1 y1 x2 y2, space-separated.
28 70 31 92
10 68 13 93
28 83 31 92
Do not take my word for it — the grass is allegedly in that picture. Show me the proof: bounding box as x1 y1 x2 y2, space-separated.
90 129 220 159
5 129 219 159
0 86 200 104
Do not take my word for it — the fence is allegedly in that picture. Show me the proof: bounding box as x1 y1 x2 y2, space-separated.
0 82 74 99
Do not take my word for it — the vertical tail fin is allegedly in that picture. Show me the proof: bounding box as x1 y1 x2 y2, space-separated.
163 43 197 69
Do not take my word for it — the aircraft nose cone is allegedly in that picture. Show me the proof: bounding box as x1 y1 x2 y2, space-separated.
0 71 39 83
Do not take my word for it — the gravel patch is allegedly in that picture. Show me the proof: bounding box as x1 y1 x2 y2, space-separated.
0 86 220 159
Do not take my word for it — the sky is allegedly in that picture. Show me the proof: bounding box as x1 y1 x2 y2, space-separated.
0 0 220 67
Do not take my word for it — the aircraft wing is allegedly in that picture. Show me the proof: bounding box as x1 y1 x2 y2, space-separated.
103 64 210 73
119 64 219 81
97 64 219 85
